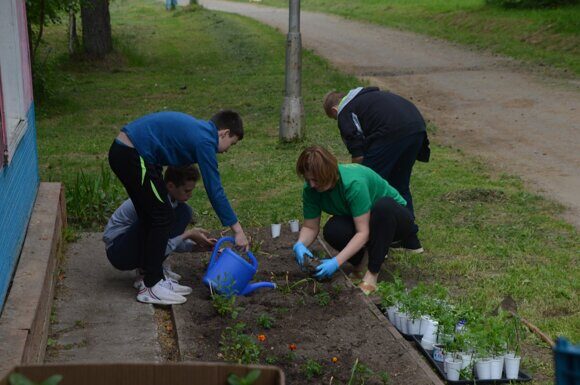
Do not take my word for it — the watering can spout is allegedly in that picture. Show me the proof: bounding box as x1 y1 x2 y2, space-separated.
241 281 277 296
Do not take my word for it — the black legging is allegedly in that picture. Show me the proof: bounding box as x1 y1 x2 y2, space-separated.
323 197 414 273
108 140 174 287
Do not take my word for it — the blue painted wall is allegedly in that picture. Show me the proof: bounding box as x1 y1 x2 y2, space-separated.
0 103 39 311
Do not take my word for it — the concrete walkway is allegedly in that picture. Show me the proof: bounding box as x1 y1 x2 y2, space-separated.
45 233 160 363
199 0 580 228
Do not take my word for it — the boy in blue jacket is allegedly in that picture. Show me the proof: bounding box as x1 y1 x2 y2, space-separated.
108 110 249 305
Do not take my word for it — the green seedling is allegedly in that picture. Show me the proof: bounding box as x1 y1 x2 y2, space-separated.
9 374 62 385
211 287 241 319
347 359 375 385
302 359 323 379
227 369 261 385
264 355 278 365
257 313 275 329
220 323 261 364
378 371 391 385
315 291 331 307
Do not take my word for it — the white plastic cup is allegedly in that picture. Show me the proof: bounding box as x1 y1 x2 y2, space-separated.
387 305 397 324
421 338 435 351
446 358 463 381
433 344 445 362
460 352 473 370
504 354 521 379
271 223 281 238
490 356 504 379
289 219 300 233
475 359 492 380
407 318 422 335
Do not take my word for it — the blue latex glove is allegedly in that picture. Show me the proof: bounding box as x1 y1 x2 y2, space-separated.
293 242 313 267
314 257 339 279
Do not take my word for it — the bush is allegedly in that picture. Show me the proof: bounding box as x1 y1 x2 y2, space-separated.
485 0 578 9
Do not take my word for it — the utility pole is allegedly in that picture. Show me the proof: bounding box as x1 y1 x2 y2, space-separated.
279 0 304 142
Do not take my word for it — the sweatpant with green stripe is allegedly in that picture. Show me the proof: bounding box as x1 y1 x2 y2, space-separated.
108 139 173 288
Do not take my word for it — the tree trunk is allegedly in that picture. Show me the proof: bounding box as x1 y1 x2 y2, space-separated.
80 0 112 58
68 9 80 56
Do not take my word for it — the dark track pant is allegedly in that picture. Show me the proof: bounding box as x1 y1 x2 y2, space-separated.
108 140 173 288
323 197 414 273
106 203 192 271
363 132 425 235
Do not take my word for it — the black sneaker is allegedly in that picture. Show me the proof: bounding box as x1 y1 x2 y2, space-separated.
393 235 424 254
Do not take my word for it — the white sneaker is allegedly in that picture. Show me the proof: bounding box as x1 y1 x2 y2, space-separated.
162 261 182 281
135 278 192 296
136 279 187 305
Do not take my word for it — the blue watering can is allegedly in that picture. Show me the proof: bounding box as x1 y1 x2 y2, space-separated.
202 237 276 296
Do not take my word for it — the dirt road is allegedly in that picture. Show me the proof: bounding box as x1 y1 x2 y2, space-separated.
199 0 580 227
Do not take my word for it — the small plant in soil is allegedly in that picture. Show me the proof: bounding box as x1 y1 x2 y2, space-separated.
302 359 324 380
315 290 331 306
378 371 391 385
220 322 261 364
257 313 275 329
347 359 376 385
303 256 322 277
265 355 278 365
9 374 62 385
211 291 241 319
227 369 261 385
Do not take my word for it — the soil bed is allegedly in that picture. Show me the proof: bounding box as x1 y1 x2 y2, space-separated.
171 227 439 385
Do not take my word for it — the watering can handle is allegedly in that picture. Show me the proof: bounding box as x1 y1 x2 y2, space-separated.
208 237 235 270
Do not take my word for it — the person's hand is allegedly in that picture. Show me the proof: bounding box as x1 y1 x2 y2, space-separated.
234 229 249 252
293 242 313 267
314 257 339 280
186 228 217 250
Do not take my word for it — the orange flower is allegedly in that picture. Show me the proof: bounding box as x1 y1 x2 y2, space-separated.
331 357 338 363
258 334 266 342
289 343 297 351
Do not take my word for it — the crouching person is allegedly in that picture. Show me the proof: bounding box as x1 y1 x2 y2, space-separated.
292 146 416 294
103 165 216 304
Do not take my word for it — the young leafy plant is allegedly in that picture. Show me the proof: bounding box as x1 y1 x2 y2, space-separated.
9 374 62 385
257 313 275 329
315 290 331 307
211 291 241 319
220 323 261 364
227 370 261 385
301 359 323 380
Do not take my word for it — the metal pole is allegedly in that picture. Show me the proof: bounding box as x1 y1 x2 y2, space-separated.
279 0 304 142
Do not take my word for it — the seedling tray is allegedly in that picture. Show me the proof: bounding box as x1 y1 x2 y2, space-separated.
411 335 533 384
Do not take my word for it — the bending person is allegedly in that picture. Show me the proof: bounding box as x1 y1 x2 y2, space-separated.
103 165 216 295
292 146 416 294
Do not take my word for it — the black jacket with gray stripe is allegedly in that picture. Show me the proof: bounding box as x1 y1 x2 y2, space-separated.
337 87 427 159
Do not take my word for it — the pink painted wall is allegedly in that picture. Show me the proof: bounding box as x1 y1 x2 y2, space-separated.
17 0 33 106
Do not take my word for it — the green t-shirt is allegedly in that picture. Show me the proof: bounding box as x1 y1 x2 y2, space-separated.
302 164 407 219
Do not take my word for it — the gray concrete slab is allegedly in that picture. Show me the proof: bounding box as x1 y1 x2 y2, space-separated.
45 233 161 363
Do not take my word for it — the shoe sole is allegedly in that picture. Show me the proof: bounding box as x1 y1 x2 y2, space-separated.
136 296 186 305
134 280 192 296
136 288 187 305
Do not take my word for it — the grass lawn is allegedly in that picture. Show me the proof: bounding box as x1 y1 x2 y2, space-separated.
36 0 577 382
233 0 580 76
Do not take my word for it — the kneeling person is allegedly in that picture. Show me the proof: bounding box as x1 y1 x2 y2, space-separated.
103 165 216 304
292 146 416 294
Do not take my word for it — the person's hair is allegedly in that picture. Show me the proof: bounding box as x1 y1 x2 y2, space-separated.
296 146 339 188
164 165 200 187
323 91 345 118
210 110 244 140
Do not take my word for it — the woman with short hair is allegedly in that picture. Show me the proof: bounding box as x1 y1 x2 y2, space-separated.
292 146 416 294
